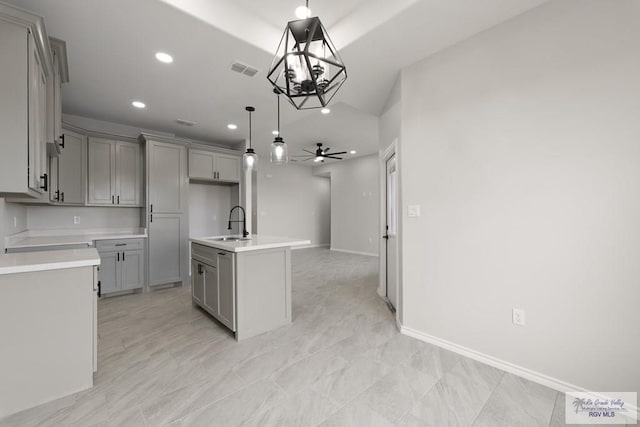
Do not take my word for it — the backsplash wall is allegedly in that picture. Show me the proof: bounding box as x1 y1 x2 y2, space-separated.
26 206 142 231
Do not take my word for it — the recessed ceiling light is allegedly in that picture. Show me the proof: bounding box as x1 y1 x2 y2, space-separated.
321 108 330 114
272 130 279 135
132 101 146 109
227 124 237 130
350 150 356 154
155 52 173 63
295 5 311 19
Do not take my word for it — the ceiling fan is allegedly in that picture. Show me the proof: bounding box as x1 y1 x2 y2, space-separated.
292 143 347 163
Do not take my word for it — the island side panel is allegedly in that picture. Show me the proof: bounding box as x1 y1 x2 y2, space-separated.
236 247 292 341
0 267 94 418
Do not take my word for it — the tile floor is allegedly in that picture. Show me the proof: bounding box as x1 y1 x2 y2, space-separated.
1 248 635 426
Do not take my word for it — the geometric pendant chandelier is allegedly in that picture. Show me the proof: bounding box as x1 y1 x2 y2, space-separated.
267 2 347 110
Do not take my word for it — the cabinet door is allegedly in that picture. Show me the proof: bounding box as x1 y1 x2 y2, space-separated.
27 32 46 194
189 150 214 180
215 154 241 182
121 249 144 290
97 251 119 294
203 263 218 315
217 251 236 331
149 142 185 213
58 130 86 204
191 260 204 305
88 138 115 205
148 214 183 286
115 141 141 206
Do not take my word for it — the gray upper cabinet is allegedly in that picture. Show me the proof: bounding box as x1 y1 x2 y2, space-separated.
150 142 186 213
188 149 241 183
88 137 142 206
51 129 86 204
115 141 141 206
0 6 54 198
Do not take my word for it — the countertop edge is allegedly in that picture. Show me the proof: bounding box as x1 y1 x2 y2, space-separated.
190 236 311 253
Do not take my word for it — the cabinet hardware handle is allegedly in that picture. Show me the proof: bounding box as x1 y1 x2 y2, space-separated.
122 252 125 261
117 195 120 204
59 134 65 149
54 190 60 201
112 195 115 204
115 243 126 247
97 281 101 298
198 264 203 275
218 252 226 256
150 214 153 223
61 192 64 203
40 173 48 191
150 204 153 213
117 253 120 262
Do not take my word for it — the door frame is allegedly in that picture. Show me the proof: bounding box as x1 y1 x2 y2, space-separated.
378 139 402 326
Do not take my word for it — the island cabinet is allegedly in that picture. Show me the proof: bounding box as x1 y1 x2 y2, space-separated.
191 241 294 341
191 244 236 331
95 238 145 295
189 149 241 183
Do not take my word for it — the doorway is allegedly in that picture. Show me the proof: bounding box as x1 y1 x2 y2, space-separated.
384 153 399 310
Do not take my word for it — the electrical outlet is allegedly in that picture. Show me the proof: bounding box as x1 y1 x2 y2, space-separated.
512 308 525 326
408 205 421 217
73 216 81 225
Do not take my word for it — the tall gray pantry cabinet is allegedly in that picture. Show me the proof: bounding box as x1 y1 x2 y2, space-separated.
142 135 189 287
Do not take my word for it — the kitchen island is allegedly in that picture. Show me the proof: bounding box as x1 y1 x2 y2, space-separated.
0 248 100 418
190 235 310 340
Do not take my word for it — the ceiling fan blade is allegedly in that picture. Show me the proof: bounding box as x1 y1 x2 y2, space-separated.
329 151 347 155
326 156 343 160
323 147 331 153
302 149 315 155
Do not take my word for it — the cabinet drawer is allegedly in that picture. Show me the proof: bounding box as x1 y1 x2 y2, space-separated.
192 243 219 266
95 238 145 252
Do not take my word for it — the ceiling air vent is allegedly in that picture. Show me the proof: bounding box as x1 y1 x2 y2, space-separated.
230 60 259 77
176 119 197 127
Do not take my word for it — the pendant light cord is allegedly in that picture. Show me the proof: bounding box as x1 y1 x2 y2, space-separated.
249 110 252 149
277 95 281 135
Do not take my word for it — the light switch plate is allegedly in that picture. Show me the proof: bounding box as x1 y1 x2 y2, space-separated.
408 205 421 217
73 216 81 224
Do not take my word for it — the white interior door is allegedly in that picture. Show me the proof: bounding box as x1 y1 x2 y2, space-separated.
385 155 398 309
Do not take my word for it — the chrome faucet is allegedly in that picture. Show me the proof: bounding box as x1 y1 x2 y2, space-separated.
228 205 249 238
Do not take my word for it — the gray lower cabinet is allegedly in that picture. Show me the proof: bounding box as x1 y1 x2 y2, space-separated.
96 238 145 295
190 259 204 305
191 244 236 331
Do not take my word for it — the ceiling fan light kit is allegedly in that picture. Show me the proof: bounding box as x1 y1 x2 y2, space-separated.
243 106 258 170
267 1 347 110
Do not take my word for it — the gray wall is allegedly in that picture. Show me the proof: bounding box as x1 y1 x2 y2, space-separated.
1 200 28 251
400 0 639 393
188 183 237 237
257 162 330 246
314 154 380 256
26 206 141 230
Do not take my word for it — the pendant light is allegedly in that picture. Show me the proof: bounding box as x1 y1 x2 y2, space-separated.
267 0 347 110
243 106 258 170
270 90 288 165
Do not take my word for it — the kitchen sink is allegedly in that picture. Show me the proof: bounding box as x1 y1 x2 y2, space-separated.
212 237 251 242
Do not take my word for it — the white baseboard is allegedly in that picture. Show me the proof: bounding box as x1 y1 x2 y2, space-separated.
400 326 639 419
330 247 379 257
292 244 329 251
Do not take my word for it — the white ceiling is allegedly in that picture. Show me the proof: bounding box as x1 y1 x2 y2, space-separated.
10 0 548 160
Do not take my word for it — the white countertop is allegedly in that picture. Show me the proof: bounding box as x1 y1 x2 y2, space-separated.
5 228 147 250
190 235 311 253
0 248 101 275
